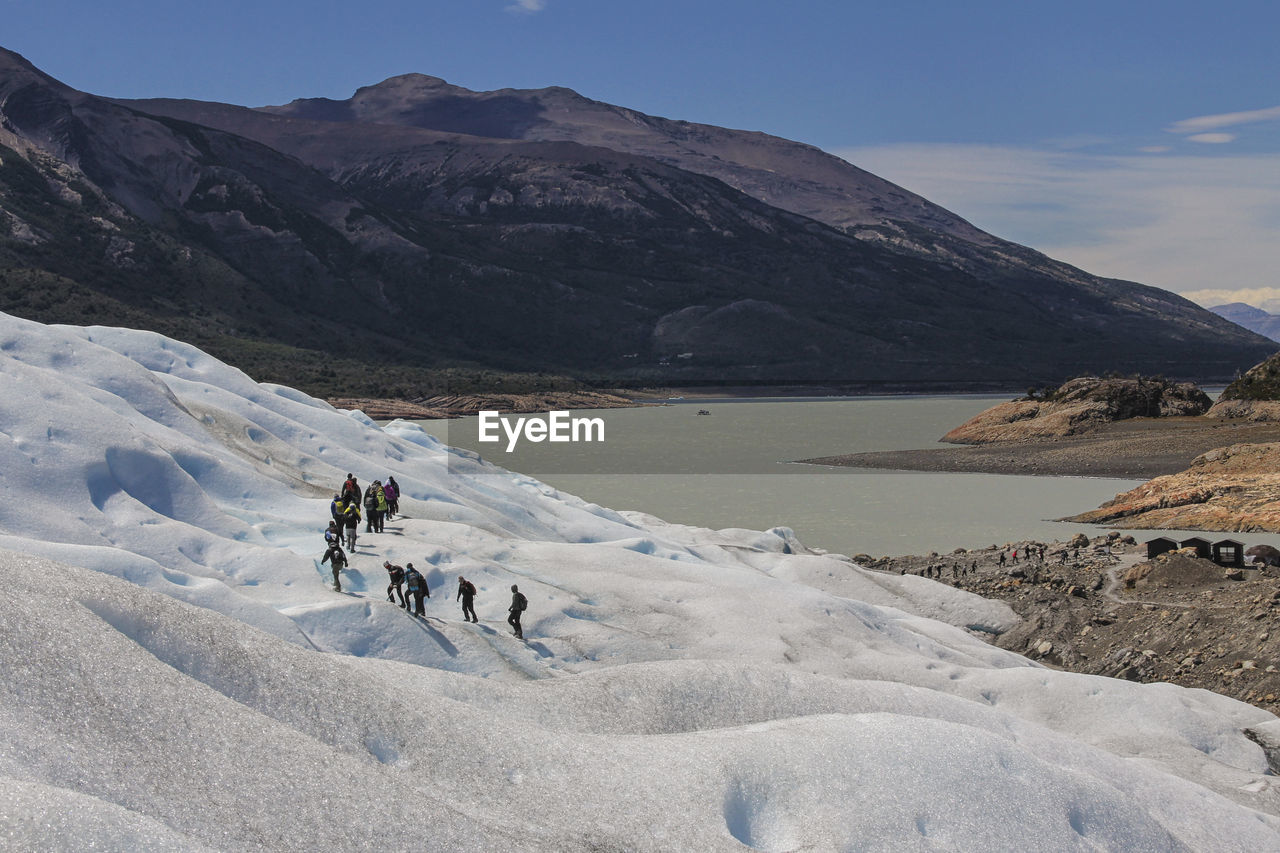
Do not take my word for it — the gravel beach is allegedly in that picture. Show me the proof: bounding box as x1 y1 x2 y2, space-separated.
803 416 1280 479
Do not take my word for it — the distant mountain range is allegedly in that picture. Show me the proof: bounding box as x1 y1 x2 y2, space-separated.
1210 303 1280 343
0 46 1273 393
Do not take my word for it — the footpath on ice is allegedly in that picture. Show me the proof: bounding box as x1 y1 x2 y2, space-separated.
3 310 1280 851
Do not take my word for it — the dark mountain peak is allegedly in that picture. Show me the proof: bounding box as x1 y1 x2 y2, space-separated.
353 72 462 97
0 46 46 76
0 47 77 99
254 68 993 242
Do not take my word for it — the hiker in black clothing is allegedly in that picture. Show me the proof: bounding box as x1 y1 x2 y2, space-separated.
457 576 478 622
364 484 379 533
385 561 407 608
404 563 429 616
322 543 348 591
342 501 360 550
342 474 360 506
325 521 342 551
508 584 527 638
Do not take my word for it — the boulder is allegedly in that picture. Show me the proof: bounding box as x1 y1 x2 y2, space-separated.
1247 544 1280 566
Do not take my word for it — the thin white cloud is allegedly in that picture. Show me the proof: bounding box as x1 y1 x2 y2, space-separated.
1139 146 1172 154
1167 105 1280 134
833 143 1280 302
1187 132 1237 144
506 0 546 13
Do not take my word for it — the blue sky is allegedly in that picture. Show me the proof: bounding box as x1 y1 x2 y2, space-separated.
6 0 1279 306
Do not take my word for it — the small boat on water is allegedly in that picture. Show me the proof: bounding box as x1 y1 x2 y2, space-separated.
697 409 711 416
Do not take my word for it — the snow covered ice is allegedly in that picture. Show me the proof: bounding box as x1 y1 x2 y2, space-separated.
2 311 1280 851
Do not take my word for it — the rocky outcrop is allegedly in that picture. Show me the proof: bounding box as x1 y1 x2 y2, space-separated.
1064 442 1280 531
942 376 1212 444
872 535 1280 716
1207 400 1280 421
1207 350 1280 421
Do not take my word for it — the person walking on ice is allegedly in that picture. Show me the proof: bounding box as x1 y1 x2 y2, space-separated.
322 542 348 591
457 576 478 622
343 500 361 551
384 561 407 608
405 562 429 616
508 584 527 639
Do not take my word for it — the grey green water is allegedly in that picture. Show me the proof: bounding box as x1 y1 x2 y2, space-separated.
413 395 1275 558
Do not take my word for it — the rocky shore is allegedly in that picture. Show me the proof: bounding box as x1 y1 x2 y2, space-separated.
328 390 641 420
864 534 1280 715
1064 441 1280 532
804 416 1280 479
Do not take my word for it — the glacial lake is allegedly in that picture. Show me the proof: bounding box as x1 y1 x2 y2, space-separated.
413 395 1280 558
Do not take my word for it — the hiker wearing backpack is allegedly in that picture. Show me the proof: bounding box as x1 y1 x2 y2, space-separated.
342 500 361 550
457 576 478 623
405 563 429 616
364 484 380 533
373 482 388 533
330 494 345 531
385 561 407 608
508 584 527 639
384 476 400 520
322 543 348 591
325 521 342 550
342 475 360 505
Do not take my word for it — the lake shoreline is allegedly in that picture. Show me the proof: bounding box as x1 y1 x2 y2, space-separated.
801 417 1280 480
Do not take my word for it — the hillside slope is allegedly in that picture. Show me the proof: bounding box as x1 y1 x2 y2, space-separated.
1 46 1273 390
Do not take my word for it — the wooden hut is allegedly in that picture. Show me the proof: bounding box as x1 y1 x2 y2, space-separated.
1146 537 1178 559
1180 537 1212 559
1212 539 1245 568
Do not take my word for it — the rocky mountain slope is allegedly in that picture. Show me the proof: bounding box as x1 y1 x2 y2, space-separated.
1207 349 1280 422
1 46 1273 392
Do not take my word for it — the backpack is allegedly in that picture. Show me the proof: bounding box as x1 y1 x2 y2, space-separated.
461 580 476 597
406 570 422 592
514 592 527 612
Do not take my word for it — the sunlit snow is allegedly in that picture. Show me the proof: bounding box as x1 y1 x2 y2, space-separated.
1 311 1278 851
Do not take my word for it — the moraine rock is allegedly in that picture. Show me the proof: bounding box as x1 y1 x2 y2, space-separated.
942 376 1211 444
1064 442 1280 532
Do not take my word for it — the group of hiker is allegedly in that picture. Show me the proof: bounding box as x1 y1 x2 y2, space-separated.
326 473 402 552
320 473 530 638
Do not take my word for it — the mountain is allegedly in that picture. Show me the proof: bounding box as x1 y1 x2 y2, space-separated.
0 46 1273 392
4 309 1280 849
1212 302 1280 343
